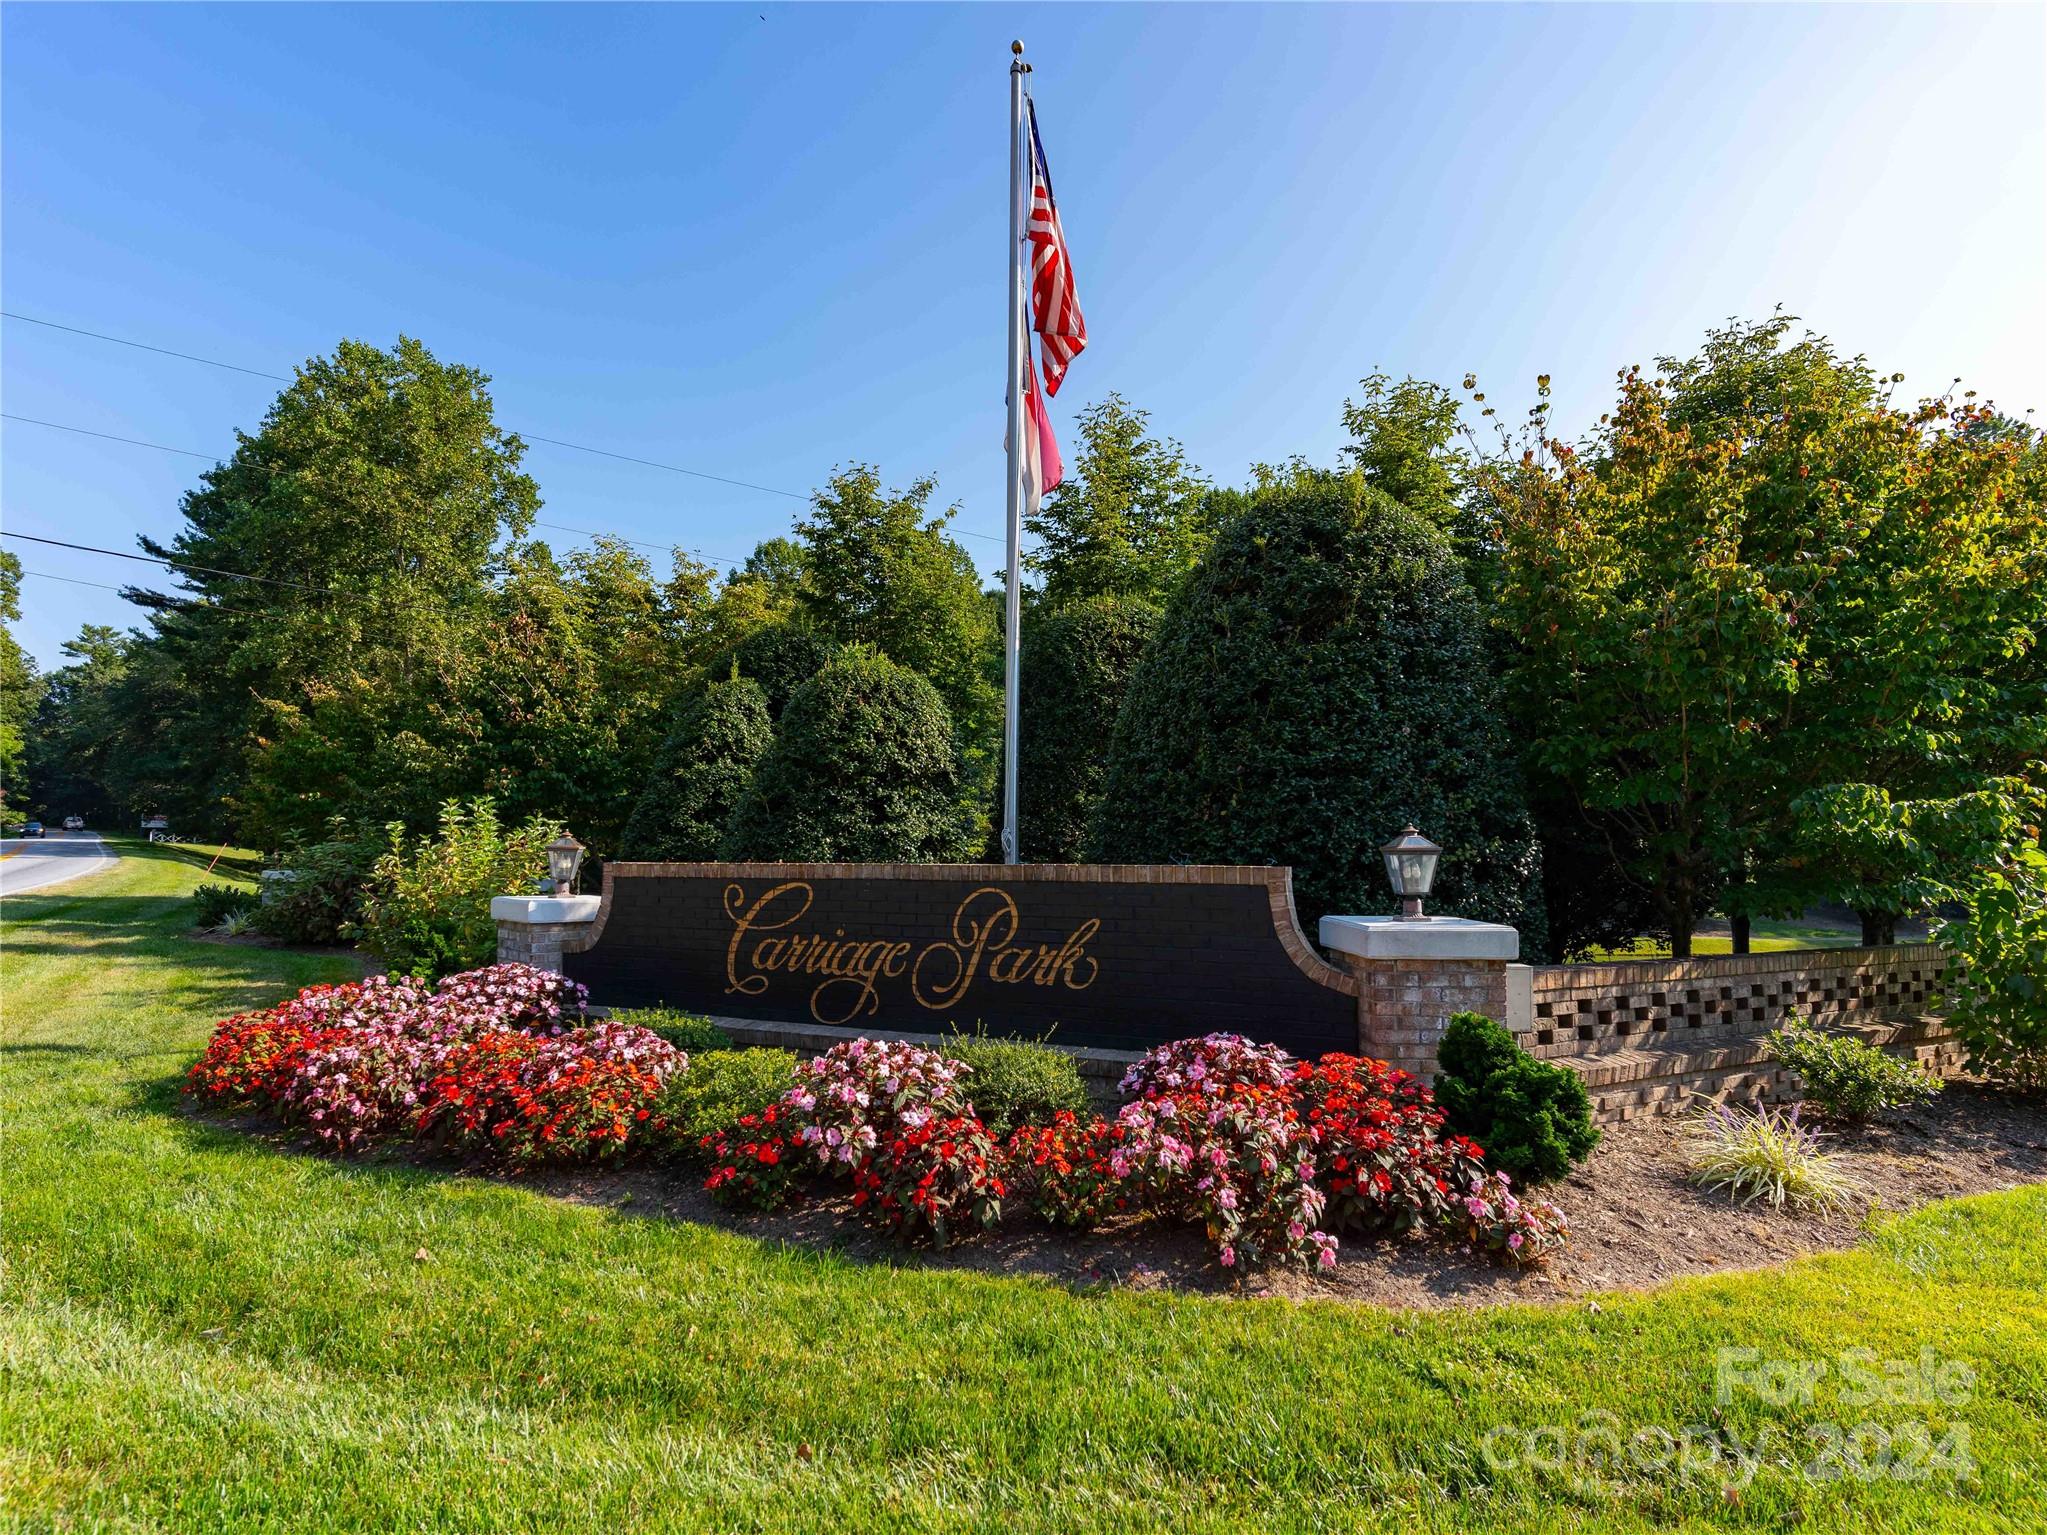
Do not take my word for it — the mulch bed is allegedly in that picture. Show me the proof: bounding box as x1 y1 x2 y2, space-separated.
527 1085 2047 1309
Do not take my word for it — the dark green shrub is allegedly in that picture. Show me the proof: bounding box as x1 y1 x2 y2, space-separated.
614 1008 735 1055
720 646 980 862
1764 1017 1942 1120
192 882 259 929
619 678 773 860
1015 596 1159 861
946 1033 1092 1136
250 837 378 945
728 623 838 719
652 1047 798 1161
1085 471 1544 941
1434 1011 1599 1183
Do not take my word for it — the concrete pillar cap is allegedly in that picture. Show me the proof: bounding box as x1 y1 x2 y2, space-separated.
1319 914 1519 961
490 894 601 924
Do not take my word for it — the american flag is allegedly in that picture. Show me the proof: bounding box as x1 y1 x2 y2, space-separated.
1025 99 1085 396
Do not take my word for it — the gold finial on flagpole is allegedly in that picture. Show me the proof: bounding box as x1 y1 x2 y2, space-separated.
1012 39 1024 55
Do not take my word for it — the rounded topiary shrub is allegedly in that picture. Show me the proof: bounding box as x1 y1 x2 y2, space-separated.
1015 595 1159 862
1086 471 1544 939
620 676 773 861
719 645 980 862
1434 1012 1599 1184
726 622 838 719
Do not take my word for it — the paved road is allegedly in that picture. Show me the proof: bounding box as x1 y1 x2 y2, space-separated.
0 830 118 896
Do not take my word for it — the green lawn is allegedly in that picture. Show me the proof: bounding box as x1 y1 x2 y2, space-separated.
3 849 2043 1533
1589 920 1905 961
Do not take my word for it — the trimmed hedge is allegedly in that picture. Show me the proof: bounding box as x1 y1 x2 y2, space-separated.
651 1047 799 1160
946 1033 1092 1136
1015 596 1159 862
1434 1012 1599 1184
620 677 773 860
615 1009 736 1055
720 646 980 862
1086 471 1544 940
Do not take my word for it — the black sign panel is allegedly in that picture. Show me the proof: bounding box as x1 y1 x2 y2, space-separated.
562 863 1360 1058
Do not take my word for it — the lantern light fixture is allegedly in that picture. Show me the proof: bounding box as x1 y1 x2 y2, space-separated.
546 833 587 896
1381 825 1442 920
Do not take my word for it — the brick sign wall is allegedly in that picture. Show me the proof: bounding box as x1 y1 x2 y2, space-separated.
560 862 1362 1058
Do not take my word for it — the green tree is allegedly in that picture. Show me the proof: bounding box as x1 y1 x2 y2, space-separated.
793 467 998 766
1481 315 2047 952
620 675 774 860
129 335 541 845
1025 394 1213 607
1087 471 1544 938
721 646 978 862
1341 374 1471 539
21 624 133 823
0 552 44 806
1013 595 1159 861
719 621 838 720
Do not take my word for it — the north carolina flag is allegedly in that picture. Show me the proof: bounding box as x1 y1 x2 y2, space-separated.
1021 344 1063 512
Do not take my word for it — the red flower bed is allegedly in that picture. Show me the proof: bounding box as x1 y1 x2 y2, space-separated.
185 1011 348 1107
1296 1053 1486 1235
416 1022 681 1169
851 1113 1005 1246
1003 1111 1130 1229
700 1104 806 1211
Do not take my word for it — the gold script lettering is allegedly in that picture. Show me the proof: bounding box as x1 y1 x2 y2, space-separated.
721 881 1100 1021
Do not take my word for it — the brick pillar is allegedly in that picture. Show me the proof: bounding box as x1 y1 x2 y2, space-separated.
1318 916 1519 1078
490 895 601 975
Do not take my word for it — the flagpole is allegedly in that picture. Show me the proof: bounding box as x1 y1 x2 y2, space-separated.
1001 40 1027 866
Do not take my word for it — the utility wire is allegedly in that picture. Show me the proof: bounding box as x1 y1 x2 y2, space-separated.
1 412 217 460
0 308 1009 543
0 415 747 568
3 529 356 596
18 566 278 620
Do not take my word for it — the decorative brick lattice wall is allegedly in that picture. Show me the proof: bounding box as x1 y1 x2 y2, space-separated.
1524 944 1947 1061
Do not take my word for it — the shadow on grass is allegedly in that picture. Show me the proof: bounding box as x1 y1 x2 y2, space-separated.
109 838 266 881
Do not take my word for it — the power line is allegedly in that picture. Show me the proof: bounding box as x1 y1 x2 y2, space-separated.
3 530 355 596
0 312 290 381
0 415 746 568
17 567 277 620
1 412 218 460
0 308 1009 543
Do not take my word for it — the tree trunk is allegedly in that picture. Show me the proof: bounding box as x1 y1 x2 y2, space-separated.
1730 914 1751 955
1668 887 1695 959
1858 909 1897 947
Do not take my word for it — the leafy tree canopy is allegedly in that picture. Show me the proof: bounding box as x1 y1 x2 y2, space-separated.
1025 393 1214 607
792 466 998 770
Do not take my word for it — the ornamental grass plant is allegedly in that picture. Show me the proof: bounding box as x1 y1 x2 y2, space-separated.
1684 1101 1860 1213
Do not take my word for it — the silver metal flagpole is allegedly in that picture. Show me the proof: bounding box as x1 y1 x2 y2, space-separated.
1001 40 1027 865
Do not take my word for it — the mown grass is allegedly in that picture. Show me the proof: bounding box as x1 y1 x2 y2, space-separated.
3 853 2044 1532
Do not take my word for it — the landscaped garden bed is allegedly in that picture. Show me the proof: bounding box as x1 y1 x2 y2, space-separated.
181 959 2047 1310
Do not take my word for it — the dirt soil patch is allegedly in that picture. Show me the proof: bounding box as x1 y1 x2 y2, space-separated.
519 1085 2047 1310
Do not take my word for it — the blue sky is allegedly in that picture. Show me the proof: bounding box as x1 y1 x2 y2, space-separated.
4 2 2042 668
